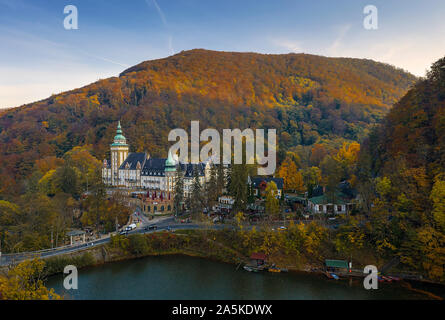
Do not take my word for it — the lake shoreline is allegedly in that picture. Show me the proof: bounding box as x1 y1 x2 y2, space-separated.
42 238 444 300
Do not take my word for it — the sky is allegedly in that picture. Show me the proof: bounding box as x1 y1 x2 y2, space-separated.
1 0 445 109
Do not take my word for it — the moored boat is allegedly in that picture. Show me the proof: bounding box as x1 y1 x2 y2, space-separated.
325 272 339 280
243 265 259 272
387 276 400 281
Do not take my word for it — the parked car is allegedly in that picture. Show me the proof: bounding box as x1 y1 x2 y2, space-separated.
125 223 137 231
145 224 158 231
119 230 128 235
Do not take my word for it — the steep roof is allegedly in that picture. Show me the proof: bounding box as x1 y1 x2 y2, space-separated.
119 152 146 170
138 158 206 177
142 158 166 176
308 192 353 205
180 163 205 177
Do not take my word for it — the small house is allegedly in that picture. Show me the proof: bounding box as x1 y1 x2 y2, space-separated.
250 252 267 267
325 259 350 273
307 193 355 215
248 176 284 198
215 196 235 213
67 230 86 245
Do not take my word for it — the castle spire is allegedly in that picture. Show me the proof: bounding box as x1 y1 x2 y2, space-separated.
111 120 127 146
117 121 122 134
165 149 176 171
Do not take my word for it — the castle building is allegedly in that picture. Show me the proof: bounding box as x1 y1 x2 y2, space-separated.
102 122 210 197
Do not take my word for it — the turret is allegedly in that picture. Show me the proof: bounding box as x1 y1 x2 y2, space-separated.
165 150 176 192
110 121 129 186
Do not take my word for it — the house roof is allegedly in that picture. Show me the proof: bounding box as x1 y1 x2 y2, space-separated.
119 152 146 170
142 157 166 176
180 163 205 177
250 252 267 260
67 230 85 237
325 259 349 268
308 192 352 205
250 177 284 190
140 159 206 177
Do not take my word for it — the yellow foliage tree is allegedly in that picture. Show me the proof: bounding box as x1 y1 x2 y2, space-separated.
278 159 305 193
265 182 280 217
0 259 61 300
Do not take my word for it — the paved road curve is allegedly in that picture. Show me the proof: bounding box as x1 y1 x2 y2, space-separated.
0 213 328 267
0 217 229 266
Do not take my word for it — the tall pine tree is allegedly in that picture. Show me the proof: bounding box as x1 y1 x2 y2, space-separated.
173 165 184 216
190 165 204 217
228 164 248 212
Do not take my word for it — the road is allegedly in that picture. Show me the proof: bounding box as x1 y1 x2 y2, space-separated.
0 213 337 267
0 215 228 267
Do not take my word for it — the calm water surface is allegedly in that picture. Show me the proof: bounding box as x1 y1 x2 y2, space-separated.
47 255 434 300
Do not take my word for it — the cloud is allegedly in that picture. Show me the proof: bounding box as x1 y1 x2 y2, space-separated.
147 0 168 27
326 24 352 55
0 66 117 108
268 25 444 77
145 0 175 56
269 38 302 53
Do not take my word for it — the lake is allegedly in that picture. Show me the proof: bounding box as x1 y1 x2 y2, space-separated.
46 255 435 300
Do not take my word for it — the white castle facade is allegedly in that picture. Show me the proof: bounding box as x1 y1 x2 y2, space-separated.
102 122 210 197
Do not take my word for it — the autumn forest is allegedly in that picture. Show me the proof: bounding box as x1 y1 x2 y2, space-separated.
0 50 444 283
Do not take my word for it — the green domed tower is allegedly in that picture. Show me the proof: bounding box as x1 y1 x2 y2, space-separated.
165 150 177 192
110 121 129 186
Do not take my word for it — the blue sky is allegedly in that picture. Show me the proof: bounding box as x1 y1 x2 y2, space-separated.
1 0 445 108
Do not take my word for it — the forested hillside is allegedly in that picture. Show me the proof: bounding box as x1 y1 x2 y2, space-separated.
0 49 416 197
358 56 445 282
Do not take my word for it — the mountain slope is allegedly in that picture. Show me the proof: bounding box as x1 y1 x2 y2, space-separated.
362 56 445 177
0 49 417 194
358 56 445 281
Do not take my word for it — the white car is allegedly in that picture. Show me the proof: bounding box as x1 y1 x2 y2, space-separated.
125 223 137 232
